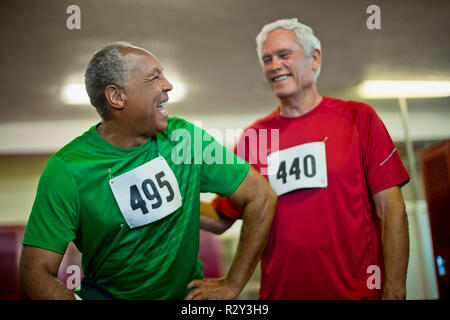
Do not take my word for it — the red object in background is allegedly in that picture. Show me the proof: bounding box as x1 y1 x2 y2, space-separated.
199 230 224 278
0 226 223 299
0 226 25 300
420 140 450 300
0 225 84 300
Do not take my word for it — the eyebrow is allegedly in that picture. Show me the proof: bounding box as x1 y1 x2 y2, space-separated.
263 48 293 59
274 48 293 55
145 67 163 78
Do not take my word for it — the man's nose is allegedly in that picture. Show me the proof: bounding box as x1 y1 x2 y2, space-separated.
163 77 173 92
270 56 283 71
272 57 283 69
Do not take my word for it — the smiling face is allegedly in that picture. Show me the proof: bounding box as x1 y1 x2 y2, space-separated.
262 28 317 99
120 47 173 136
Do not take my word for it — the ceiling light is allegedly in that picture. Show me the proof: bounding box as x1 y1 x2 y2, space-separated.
61 83 90 104
360 80 450 98
61 80 187 105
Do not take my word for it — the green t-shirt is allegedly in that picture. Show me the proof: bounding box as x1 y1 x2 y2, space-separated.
22 117 249 299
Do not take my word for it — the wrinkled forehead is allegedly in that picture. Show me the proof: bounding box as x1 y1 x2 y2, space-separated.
263 28 302 52
119 46 162 75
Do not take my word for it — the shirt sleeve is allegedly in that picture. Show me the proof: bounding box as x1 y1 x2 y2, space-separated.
196 124 250 197
212 195 244 219
357 103 410 195
22 156 79 255
211 133 255 220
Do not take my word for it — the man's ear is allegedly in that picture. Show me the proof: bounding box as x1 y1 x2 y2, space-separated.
311 48 322 72
104 85 126 111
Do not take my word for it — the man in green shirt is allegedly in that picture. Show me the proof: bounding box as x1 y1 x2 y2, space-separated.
19 42 277 300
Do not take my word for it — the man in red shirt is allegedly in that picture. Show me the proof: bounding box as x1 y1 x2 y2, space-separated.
201 18 410 299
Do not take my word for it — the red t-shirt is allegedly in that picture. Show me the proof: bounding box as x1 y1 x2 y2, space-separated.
213 96 410 299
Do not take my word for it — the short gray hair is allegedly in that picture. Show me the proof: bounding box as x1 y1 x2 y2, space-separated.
256 18 322 81
84 41 133 116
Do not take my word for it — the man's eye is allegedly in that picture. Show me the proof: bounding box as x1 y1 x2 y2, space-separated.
263 57 271 64
147 76 163 84
280 53 289 59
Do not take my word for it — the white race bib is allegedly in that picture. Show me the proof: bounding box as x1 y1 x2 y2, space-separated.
267 142 327 196
109 156 182 228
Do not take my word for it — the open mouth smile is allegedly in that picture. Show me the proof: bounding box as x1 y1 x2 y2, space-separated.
157 100 168 115
272 74 292 82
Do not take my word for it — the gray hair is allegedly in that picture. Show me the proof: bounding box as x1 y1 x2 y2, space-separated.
256 18 322 81
84 41 133 117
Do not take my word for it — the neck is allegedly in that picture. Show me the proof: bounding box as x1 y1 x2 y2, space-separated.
278 85 322 117
97 119 152 149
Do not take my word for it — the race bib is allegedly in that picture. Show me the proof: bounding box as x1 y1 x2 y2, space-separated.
109 156 182 228
267 142 327 196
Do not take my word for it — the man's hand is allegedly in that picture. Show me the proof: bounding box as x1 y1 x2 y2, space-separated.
184 278 238 300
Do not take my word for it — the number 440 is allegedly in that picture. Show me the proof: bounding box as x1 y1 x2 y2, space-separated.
276 155 316 184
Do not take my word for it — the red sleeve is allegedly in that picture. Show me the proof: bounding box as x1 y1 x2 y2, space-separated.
357 103 410 195
212 195 243 219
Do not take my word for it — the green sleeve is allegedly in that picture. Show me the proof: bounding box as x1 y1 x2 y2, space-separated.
198 126 250 197
22 156 79 255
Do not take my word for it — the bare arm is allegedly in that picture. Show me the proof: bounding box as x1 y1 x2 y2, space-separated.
186 167 277 299
19 245 76 300
200 201 235 234
373 186 409 300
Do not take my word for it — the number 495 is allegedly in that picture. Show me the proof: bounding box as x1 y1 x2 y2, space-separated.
129 171 174 215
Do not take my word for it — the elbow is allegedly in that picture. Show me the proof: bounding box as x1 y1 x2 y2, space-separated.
268 190 278 220
19 281 31 300
18 249 50 300
18 261 33 300
265 182 277 209
269 188 277 208
259 185 277 222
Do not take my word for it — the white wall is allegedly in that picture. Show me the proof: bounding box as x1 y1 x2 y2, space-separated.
1 109 450 154
405 200 439 299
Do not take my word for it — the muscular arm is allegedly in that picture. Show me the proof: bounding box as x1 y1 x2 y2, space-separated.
19 245 76 300
373 186 409 300
186 167 277 299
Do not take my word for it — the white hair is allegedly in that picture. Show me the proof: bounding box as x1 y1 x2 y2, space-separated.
256 18 322 81
84 41 133 117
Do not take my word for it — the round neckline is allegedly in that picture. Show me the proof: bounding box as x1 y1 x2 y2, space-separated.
89 123 156 155
273 96 328 122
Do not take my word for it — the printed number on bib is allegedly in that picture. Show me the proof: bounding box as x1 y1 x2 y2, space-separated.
267 142 327 196
109 156 182 228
